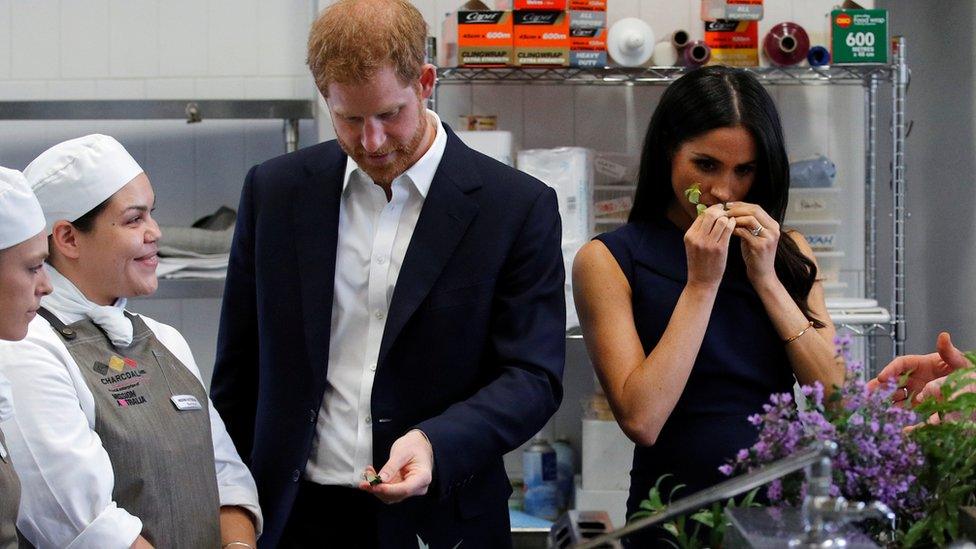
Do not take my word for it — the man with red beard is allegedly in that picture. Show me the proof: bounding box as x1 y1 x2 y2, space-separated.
209 1 566 547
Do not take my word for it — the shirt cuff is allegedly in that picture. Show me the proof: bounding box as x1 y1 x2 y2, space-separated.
64 502 143 549
219 487 264 538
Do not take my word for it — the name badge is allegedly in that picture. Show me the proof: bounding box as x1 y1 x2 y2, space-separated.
170 395 203 411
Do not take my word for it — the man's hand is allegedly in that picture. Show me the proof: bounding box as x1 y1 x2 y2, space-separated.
359 429 433 504
867 332 969 404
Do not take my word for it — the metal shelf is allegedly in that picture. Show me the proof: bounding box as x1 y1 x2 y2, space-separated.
141 279 225 300
835 322 895 338
0 99 314 121
1 99 316 302
436 65 892 86
434 40 910 370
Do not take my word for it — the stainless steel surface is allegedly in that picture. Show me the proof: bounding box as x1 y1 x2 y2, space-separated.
284 118 300 153
891 37 908 357
724 507 880 549
549 511 620 549
436 65 892 86
150 279 225 300
796 453 894 547
864 73 879 372
426 37 438 113
0 100 314 120
575 441 838 549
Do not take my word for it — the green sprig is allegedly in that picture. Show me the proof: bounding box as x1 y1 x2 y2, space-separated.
684 183 707 216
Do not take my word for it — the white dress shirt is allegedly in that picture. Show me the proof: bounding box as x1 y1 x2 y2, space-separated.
0 269 263 549
304 110 447 486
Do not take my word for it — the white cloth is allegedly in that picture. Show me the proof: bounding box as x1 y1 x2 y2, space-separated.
41 266 134 348
304 110 447 486
24 134 143 235
0 372 12 423
0 167 45 250
0 276 263 548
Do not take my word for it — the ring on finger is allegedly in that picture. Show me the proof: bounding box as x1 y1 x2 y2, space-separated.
902 386 909 400
750 224 764 237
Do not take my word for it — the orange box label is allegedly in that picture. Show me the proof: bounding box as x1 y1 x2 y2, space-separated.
704 19 758 66
514 10 569 66
568 0 607 10
569 26 607 51
513 0 566 9
456 10 513 66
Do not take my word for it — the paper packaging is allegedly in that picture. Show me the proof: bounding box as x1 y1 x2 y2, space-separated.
701 0 763 22
517 147 593 329
831 9 889 64
704 20 759 67
441 1 513 67
569 10 607 68
496 0 606 9
456 131 513 166
581 419 634 492
513 10 570 67
494 0 566 9
569 0 606 10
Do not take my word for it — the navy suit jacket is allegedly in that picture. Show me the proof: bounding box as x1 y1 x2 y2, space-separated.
210 124 566 548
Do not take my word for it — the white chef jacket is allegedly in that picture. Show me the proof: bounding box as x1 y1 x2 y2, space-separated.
0 295 263 547
304 110 447 486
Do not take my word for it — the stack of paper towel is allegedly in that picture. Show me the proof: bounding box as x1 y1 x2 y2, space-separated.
517 147 594 329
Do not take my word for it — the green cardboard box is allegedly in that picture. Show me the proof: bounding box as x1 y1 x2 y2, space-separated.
831 9 889 64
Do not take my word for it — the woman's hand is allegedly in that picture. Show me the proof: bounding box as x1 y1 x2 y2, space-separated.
726 202 781 286
684 204 735 290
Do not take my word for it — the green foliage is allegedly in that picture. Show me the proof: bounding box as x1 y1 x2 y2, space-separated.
629 474 760 548
684 183 707 216
901 368 976 547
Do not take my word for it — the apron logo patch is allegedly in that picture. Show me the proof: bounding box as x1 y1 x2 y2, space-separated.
108 356 126 372
98 356 151 407
116 394 147 407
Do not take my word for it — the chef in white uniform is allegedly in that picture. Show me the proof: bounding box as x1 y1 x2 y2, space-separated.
0 167 52 549
0 134 262 549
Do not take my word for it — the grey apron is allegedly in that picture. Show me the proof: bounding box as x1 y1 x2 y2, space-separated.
0 429 20 549
37 308 221 548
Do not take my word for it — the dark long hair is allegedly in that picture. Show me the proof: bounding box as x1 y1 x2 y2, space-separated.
629 65 822 327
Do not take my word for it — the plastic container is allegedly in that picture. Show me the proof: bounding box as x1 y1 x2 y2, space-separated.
790 219 841 251
786 188 841 222
790 155 836 188
551 439 576 511
523 437 561 520
812 250 843 285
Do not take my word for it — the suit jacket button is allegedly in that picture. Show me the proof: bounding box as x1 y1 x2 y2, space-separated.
292 469 301 482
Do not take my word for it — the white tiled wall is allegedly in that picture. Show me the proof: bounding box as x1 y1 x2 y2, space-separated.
0 0 315 99
1 0 873 418
0 0 318 386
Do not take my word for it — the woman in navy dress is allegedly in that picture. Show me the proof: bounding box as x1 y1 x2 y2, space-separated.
573 66 844 545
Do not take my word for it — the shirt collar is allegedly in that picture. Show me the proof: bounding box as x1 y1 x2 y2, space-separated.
341 109 447 199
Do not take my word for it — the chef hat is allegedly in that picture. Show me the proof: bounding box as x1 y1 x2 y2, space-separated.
24 134 143 235
0 167 46 250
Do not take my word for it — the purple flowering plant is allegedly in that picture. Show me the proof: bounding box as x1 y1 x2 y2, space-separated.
722 334 976 546
721 335 927 523
636 336 976 547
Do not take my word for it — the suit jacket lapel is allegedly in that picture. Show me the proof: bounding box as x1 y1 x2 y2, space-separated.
295 147 346 391
377 130 481 368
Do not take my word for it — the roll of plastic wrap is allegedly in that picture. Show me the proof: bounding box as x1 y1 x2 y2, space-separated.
651 41 678 66
607 18 655 67
671 29 690 51
807 45 831 67
682 40 711 67
763 22 810 66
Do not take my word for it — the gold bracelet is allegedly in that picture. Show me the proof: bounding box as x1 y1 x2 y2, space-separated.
784 321 815 344
222 543 255 549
